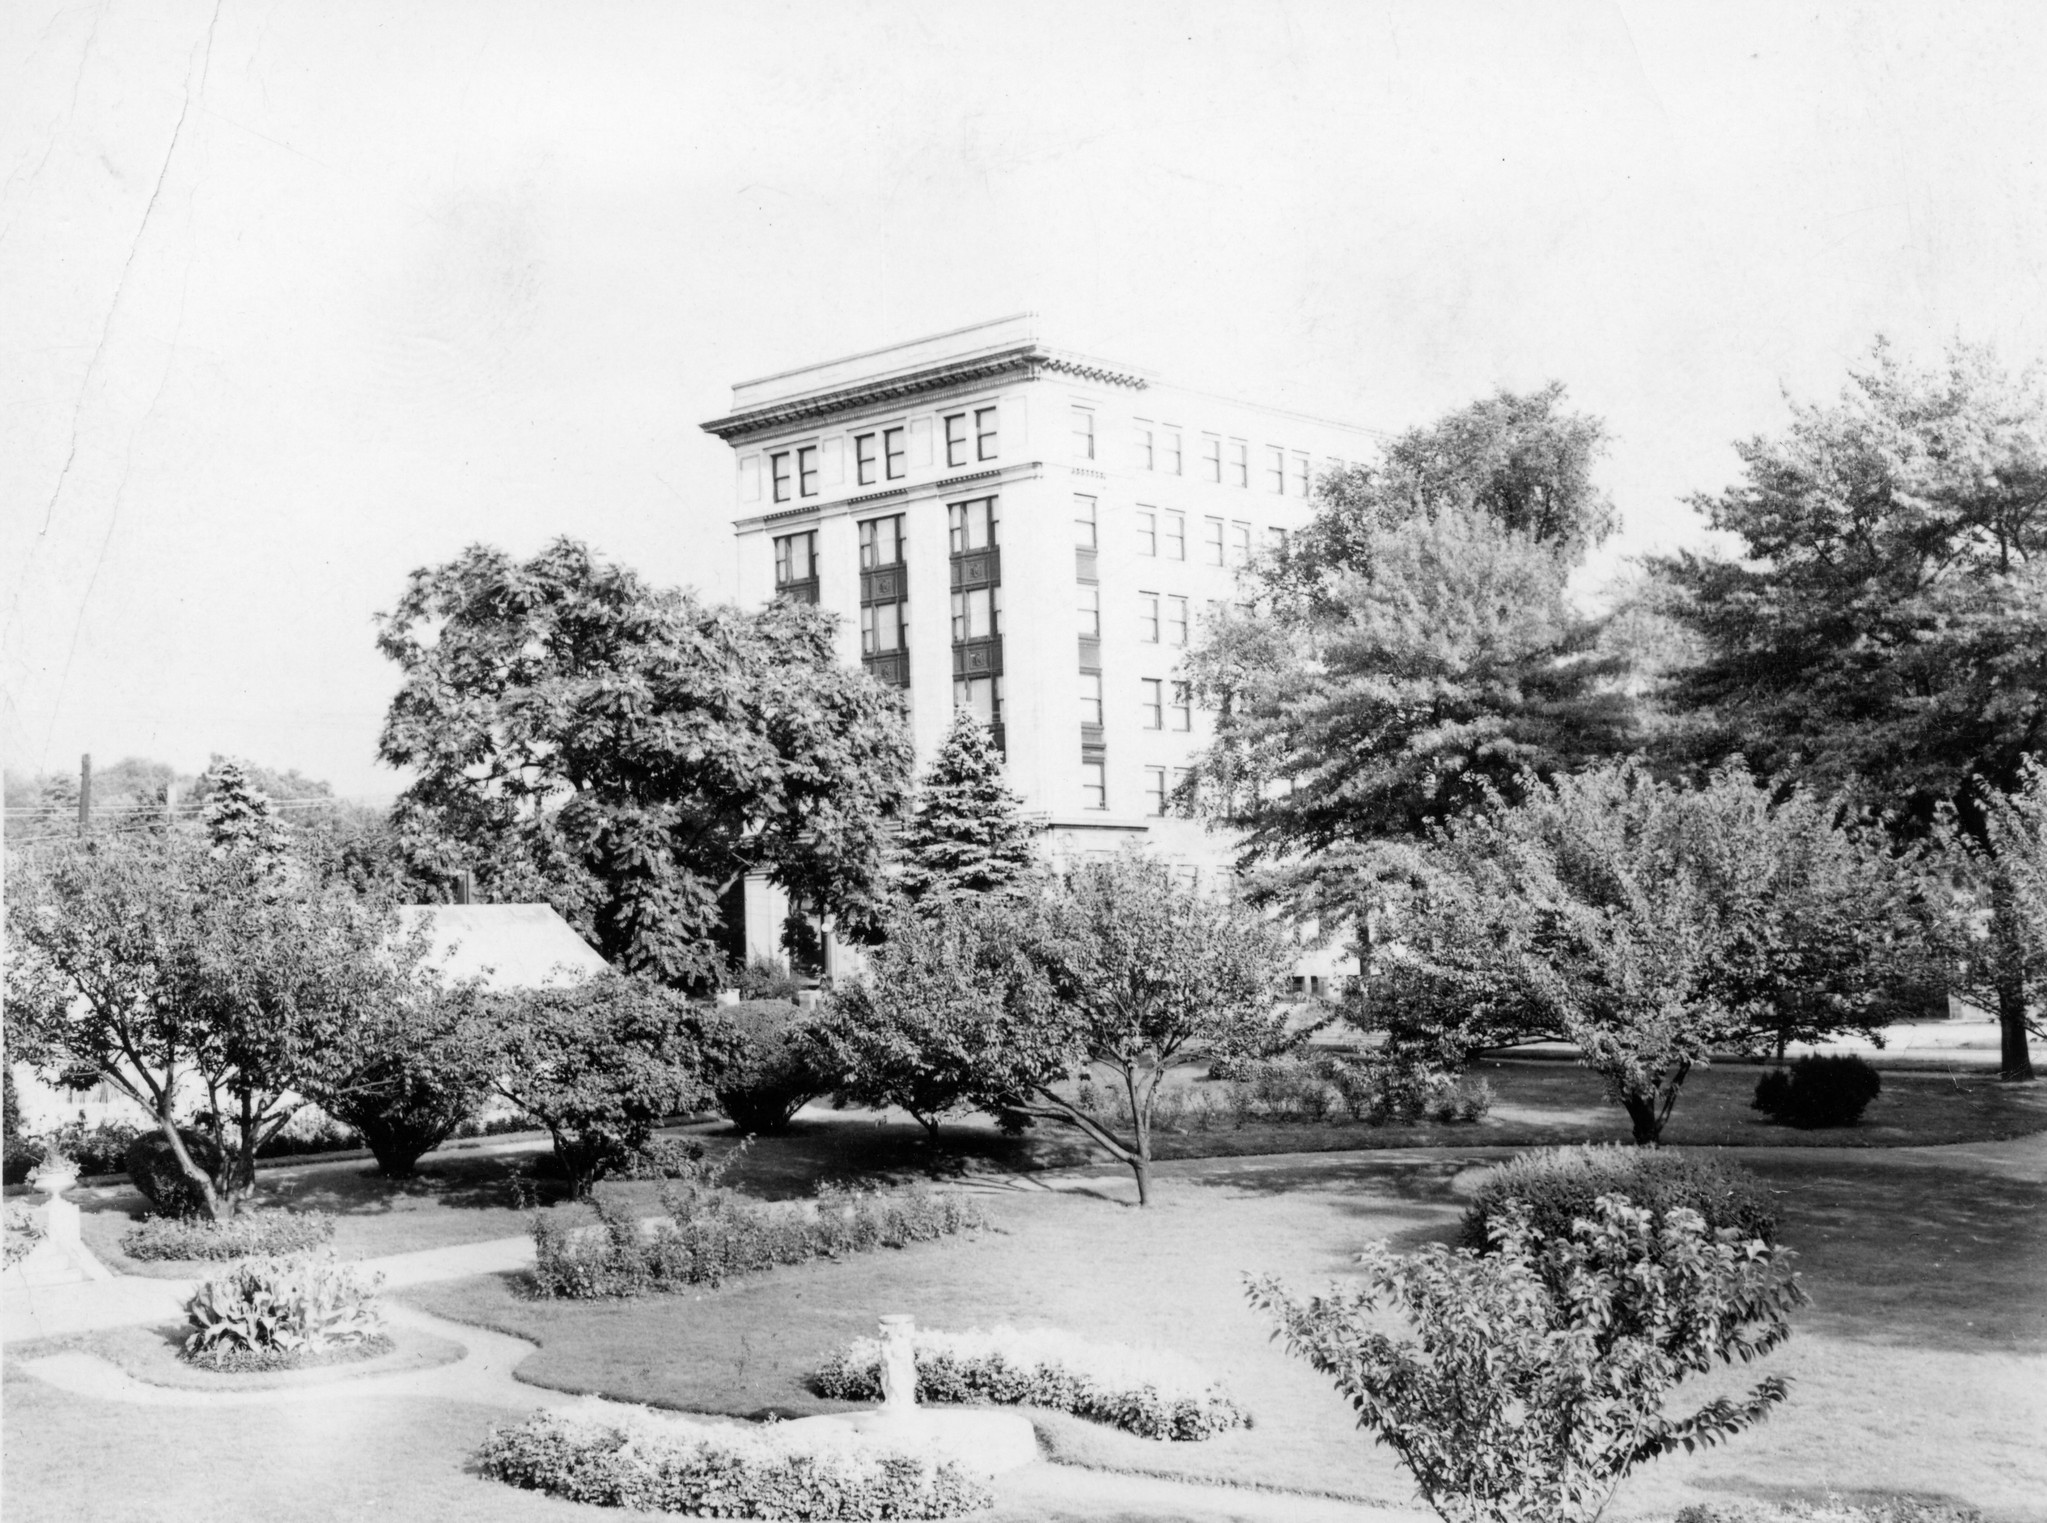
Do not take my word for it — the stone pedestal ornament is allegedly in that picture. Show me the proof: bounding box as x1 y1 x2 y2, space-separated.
878 1314 918 1415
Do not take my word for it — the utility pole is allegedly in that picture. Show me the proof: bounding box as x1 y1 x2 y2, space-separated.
78 753 92 835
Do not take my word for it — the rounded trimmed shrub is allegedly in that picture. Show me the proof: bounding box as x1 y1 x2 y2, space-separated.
125 1129 226 1217
708 1000 831 1134
1752 1054 1882 1129
1460 1143 1776 1252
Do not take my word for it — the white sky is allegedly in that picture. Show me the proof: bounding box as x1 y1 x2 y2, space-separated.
6 1 2046 801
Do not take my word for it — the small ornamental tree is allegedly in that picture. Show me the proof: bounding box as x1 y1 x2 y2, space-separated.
1249 1197 1806 1523
5 836 418 1218
1026 855 1294 1202
298 978 496 1178
820 904 1051 1139
1978 757 2047 1051
1382 761 1927 1143
895 711 1040 908
486 974 723 1196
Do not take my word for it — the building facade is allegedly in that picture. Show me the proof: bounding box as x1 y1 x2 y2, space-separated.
703 314 1379 984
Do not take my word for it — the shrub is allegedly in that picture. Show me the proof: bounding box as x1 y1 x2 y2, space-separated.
531 1180 988 1300
125 1208 335 1261
29 1118 147 1178
451 1111 545 1140
125 1128 227 1217
811 1324 1248 1442
185 1333 394 1374
735 955 807 1003
1752 1055 1883 1129
4 1200 44 1268
709 1000 832 1134
1669 1500 1982 1523
479 1402 993 1519
181 1250 383 1363
1251 1197 1806 1523
1461 1144 1775 1253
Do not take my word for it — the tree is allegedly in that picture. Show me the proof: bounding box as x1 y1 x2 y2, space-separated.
376 539 914 991
1976 757 2047 1045
818 903 1048 1140
199 758 290 856
894 709 1040 908
296 978 495 1178
1024 854 1295 1202
486 973 723 1196
1248 1197 1804 1523
5 836 418 1218
1382 761 1926 1143
1186 385 1635 944
1656 339 2047 1076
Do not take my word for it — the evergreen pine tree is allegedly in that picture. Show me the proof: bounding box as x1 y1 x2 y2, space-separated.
201 758 288 855
896 711 1040 907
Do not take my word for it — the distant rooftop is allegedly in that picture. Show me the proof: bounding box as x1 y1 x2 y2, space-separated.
396 903 608 990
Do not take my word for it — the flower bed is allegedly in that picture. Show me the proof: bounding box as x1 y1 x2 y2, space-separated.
126 1208 335 1261
479 1402 993 1519
811 1325 1248 1441
531 1185 988 1299
184 1332 396 1373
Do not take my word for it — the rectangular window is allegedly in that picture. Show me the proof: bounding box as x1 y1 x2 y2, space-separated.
1292 451 1311 498
1230 440 1249 488
859 515 904 569
1136 509 1157 557
773 530 815 588
1162 427 1183 475
1079 671 1104 727
1201 434 1222 482
955 674 1002 725
944 413 969 469
1203 516 1225 565
854 433 878 487
1166 595 1189 647
1081 759 1107 811
1071 406 1095 460
1145 766 1168 817
948 496 999 553
1230 521 1252 566
1265 524 1288 554
1266 446 1286 494
1170 680 1193 731
884 426 906 480
1073 494 1097 550
1138 592 1160 643
975 406 999 461
1133 421 1154 471
797 445 819 498
1171 765 1192 796
860 601 906 655
1077 584 1100 639
770 451 793 503
1141 678 1164 730
1163 510 1186 561
951 586 1001 641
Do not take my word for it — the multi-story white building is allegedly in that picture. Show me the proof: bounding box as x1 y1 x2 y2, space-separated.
703 314 1380 985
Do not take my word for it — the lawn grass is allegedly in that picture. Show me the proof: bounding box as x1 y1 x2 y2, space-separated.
400 1140 2047 1521
66 1061 2046 1278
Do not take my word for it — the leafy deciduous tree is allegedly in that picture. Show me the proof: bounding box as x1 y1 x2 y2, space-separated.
5 836 418 1218
1656 339 2047 1076
1187 385 1635 946
376 539 914 991
486 973 723 1196
1381 762 1927 1142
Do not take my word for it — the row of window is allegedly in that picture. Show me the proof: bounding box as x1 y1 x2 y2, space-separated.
1077 760 1194 817
1071 406 1331 498
771 406 1002 506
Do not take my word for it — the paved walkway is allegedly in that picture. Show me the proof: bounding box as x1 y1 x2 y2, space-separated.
1 1231 535 1344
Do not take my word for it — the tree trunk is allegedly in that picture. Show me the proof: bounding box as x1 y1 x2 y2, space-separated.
1990 880 2036 1081
1620 1091 1664 1146
157 1112 228 1220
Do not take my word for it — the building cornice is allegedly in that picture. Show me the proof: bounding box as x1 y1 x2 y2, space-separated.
700 346 1149 443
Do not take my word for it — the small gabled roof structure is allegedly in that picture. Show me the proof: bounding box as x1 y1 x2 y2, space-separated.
395 903 608 990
